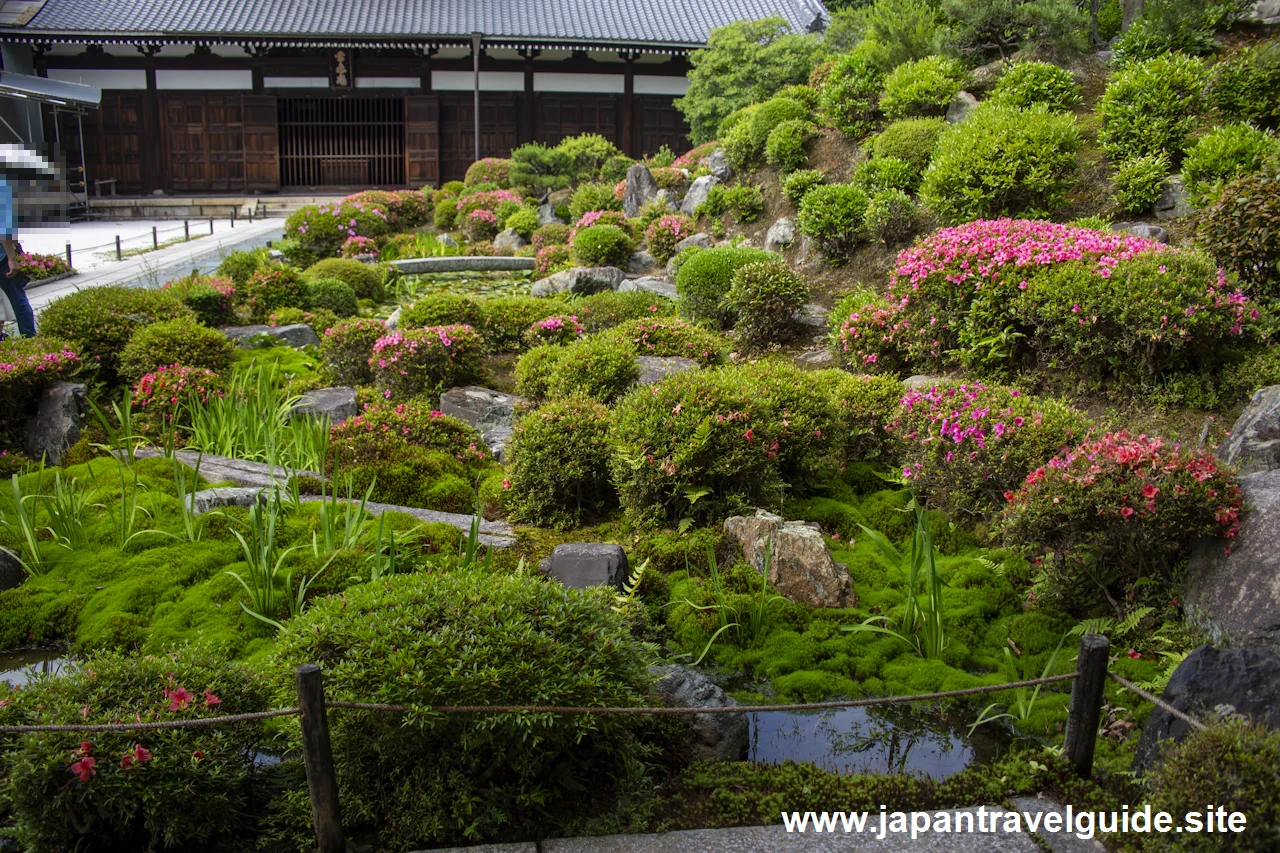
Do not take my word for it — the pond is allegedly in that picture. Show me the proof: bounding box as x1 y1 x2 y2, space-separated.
390 270 535 305
0 648 69 687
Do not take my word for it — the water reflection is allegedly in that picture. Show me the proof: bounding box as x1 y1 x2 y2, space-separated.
0 648 68 686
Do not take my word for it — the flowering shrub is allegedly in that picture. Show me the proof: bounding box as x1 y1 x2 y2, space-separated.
132 364 225 425
163 274 237 326
344 189 431 228
724 260 809 351
571 224 634 268
672 140 720 169
535 244 571 275
572 289 676 333
650 166 688 193
890 382 1094 516
462 208 499 242
831 291 913 372
340 235 379 258
522 314 584 347
118 316 236 385
454 189 524 221
464 157 513 187
12 251 72 280
1197 169 1280 296
600 316 728 367
531 223 572 250
284 200 391 261
39 285 190 382
268 307 340 335
643 214 695 265
0 336 81 422
328 400 487 471
319 317 386 386
569 182 623 222
574 209 631 234
505 394 616 529
0 648 270 851
369 324 485 400
242 266 308 322
1000 431 1242 611
477 295 560 352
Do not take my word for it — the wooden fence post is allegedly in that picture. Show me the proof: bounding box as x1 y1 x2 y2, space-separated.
1064 633 1109 778
295 664 345 853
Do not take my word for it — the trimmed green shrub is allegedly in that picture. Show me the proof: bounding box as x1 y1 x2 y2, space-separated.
819 45 886 139
941 0 1089 58
797 183 870 262
242 266 307 322
1098 53 1209 164
268 570 655 849
400 294 485 330
39 285 191 382
1197 169 1280 294
776 84 820 111
0 648 271 852
568 182 622 223
479 295 563 352
571 289 676 333
505 394 616 529
118 316 236 385
162 273 237 327
1113 152 1171 214
724 261 808 351
695 184 764 228
880 55 967 120
674 245 776 328
557 133 630 184
989 60 1081 112
864 189 921 245
303 257 385 302
503 206 540 239
306 277 359 318
1180 123 1280 207
464 157 512 187
806 368 905 464
921 103 1081 222
509 142 574 194
532 222 572 249
1208 40 1280 131
319 317 386 386
215 249 264 287
572 224 635 268
729 97 811 171
782 168 825 207
764 119 818 174
515 335 639 404
870 117 947 175
600 316 728 367
851 156 918 194
434 192 460 229
370 324 486 400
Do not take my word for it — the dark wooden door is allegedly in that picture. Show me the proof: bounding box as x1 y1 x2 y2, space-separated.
278 96 405 188
242 95 280 191
404 94 439 188
637 96 691 160
59 94 144 195
161 95 246 192
438 93 519 183
535 94 620 148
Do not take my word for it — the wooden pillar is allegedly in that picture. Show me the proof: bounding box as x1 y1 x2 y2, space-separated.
522 51 535 145
471 32 482 162
1064 633 1109 779
295 664 345 853
621 52 636 158
140 48 165 195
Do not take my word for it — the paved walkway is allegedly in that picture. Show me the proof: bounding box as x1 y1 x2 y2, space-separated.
18 217 274 272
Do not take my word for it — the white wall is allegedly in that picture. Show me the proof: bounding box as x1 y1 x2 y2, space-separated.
47 67 147 90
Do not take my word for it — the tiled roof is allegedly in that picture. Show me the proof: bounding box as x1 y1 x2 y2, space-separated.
0 0 828 47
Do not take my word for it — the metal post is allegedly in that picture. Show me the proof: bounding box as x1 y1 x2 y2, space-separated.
184 219 190 241
248 206 253 224
295 664 345 853
115 235 121 261
231 209 236 228
152 226 158 249
1064 633 1109 778
209 217 214 235
471 32 482 163
65 242 72 269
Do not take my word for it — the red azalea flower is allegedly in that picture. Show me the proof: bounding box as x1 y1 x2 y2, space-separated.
743 428 753 443
204 690 221 707
70 756 96 782
1120 506 1135 518
1142 483 1159 499
1127 649 1142 659
1003 490 1015 502
192 750 205 760
167 686 194 711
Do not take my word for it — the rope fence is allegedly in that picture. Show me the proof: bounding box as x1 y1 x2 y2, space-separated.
1108 671 1207 732
57 208 259 267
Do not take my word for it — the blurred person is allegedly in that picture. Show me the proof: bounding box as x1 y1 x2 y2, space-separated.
0 173 35 337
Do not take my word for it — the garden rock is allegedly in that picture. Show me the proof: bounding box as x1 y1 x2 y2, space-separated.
437 233 459 248
189 487 266 516
1111 221 1169 243
1246 0 1280 25
538 543 630 592
25 381 86 466
629 250 656 273
680 175 720 216
537 202 563 225
764 217 796 253
530 266 625 297
793 303 827 330
903 374 946 389
0 548 24 591
1183 469 1280 646
1155 176 1195 220
222 324 320 349
703 149 733 181
635 355 700 385
723 510 856 608
291 386 358 424
439 386 523 433
794 349 835 366
493 228 527 252
793 234 817 268
623 163 661 218
384 307 401 330
1216 385 1280 475
619 276 678 300
481 426 513 462
969 58 1008 92
1131 644 1280 776
651 664 749 762
673 232 713 253
946 91 979 124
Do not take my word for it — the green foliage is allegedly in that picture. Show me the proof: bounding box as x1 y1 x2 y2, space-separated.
305 276 359 318
724 261 809 351
241 266 307 323
921 103 1081 222
775 84 820 111
1113 152 1171 214
1098 52 1209 164
479 295 563 352
303 257 386 302
505 394 617 529
433 192 461 229
509 142 575 193
1208 40 1280 131
556 133 630 184
1197 169 1280 295
797 183 870 262
514 336 640 404
163 274 237 327
675 245 777 328
989 60 1081 112
118 316 236 386
400 294 485 330
370 325 485 401
571 289 677 333
818 45 886 139
503 205 540 239
215 248 264 287
865 189 922 245
764 119 819 174
880 56 968 120
572 224 636 268
319 317 386 386
568 181 623 222
696 184 765 230
0 647 271 851
532 222 573 249
1115 0 1246 65
676 17 821 144
870 117 948 175
1148 719 1280 852
852 156 918 194
464 157 512 187
599 316 729 367
782 168 825 207
38 286 191 383
940 0 1089 59
828 0 943 67
725 97 812 171
1180 123 1280 207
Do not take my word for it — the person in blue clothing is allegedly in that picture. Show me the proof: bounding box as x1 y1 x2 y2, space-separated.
0 174 36 338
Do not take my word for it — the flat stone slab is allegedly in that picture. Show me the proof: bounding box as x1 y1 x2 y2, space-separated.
636 356 699 385
291 387 358 424
390 256 535 274
620 276 678 300
222 323 320 349
1009 798 1106 853
415 845 536 853
351 499 515 548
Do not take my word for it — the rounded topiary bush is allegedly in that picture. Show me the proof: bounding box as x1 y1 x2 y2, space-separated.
515 336 639 404
505 394 616 529
819 47 885 139
989 60 1081 112
600 316 728 367
400 294 485 330
852 156 918 195
242 266 308 322
1180 123 1280 207
674 245 777 328
797 183 869 262
723 97 810 170
303 257 385 302
782 168 825 207
571 289 676 333
319 317 386 386
724 260 809 351
118 316 236 386
644 214 696 265
1098 52 1208 164
1207 40 1280 132
568 182 622 223
571 224 634 268
479 295 563 352
1113 152 1171 214
864 188 921 245
216 249 263 288
531 223 572 249
880 55 967 120
369 324 485 400
464 157 512 187
268 571 655 849
305 277 359 318
870 118 948 175
39 285 191 382
502 206 540 239
764 119 818 174
1197 168 1280 294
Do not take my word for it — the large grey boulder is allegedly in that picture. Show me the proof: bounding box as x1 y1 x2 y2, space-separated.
291 387 358 424
680 175 720 217
651 664 749 762
636 356 700 385
537 202 564 226
223 324 321 349
673 232 713 253
439 386 523 434
702 149 732 182
0 547 25 591
946 91 979 123
764 217 795 253
530 266 625 297
493 228 527 252
623 163 661 218
1183 469 1280 646
723 510 856 608
1132 644 1280 775
25 381 86 466
1217 385 1280 475
539 543 630 592
384 307 401 330
628 250 656 273
1155 176 1195 220
1245 0 1280 25
1111 221 1169 243
903 374 947 389
792 303 828 331
619 276 678 300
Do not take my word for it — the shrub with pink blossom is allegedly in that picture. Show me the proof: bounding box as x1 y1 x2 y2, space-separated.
644 214 696 265
340 235 379 258
0 337 82 423
319 318 387 386
163 274 237 327
522 314 584 348
535 244 571 275
132 364 225 426
462 208 499 242
343 190 430 228
1000 431 1242 612
464 157 513 188
890 381 1093 516
284 201 391 261
531 223 572 250
13 251 72 280
369 324 485 400
599 316 728 367
573 209 632 236
454 189 524 220
672 141 719 169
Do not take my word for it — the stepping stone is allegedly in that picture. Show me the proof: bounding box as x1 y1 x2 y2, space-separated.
189 487 267 516
390 256 535 274
291 387 358 424
416 845 536 853
222 324 320 349
619 276 677 300
538 543 629 591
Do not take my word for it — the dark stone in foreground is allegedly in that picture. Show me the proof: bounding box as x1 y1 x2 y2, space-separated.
0 548 25 591
291 387 358 424
651 664 748 762
540 543 629 592
222 324 320 349
1132 644 1280 775
25 381 86 466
